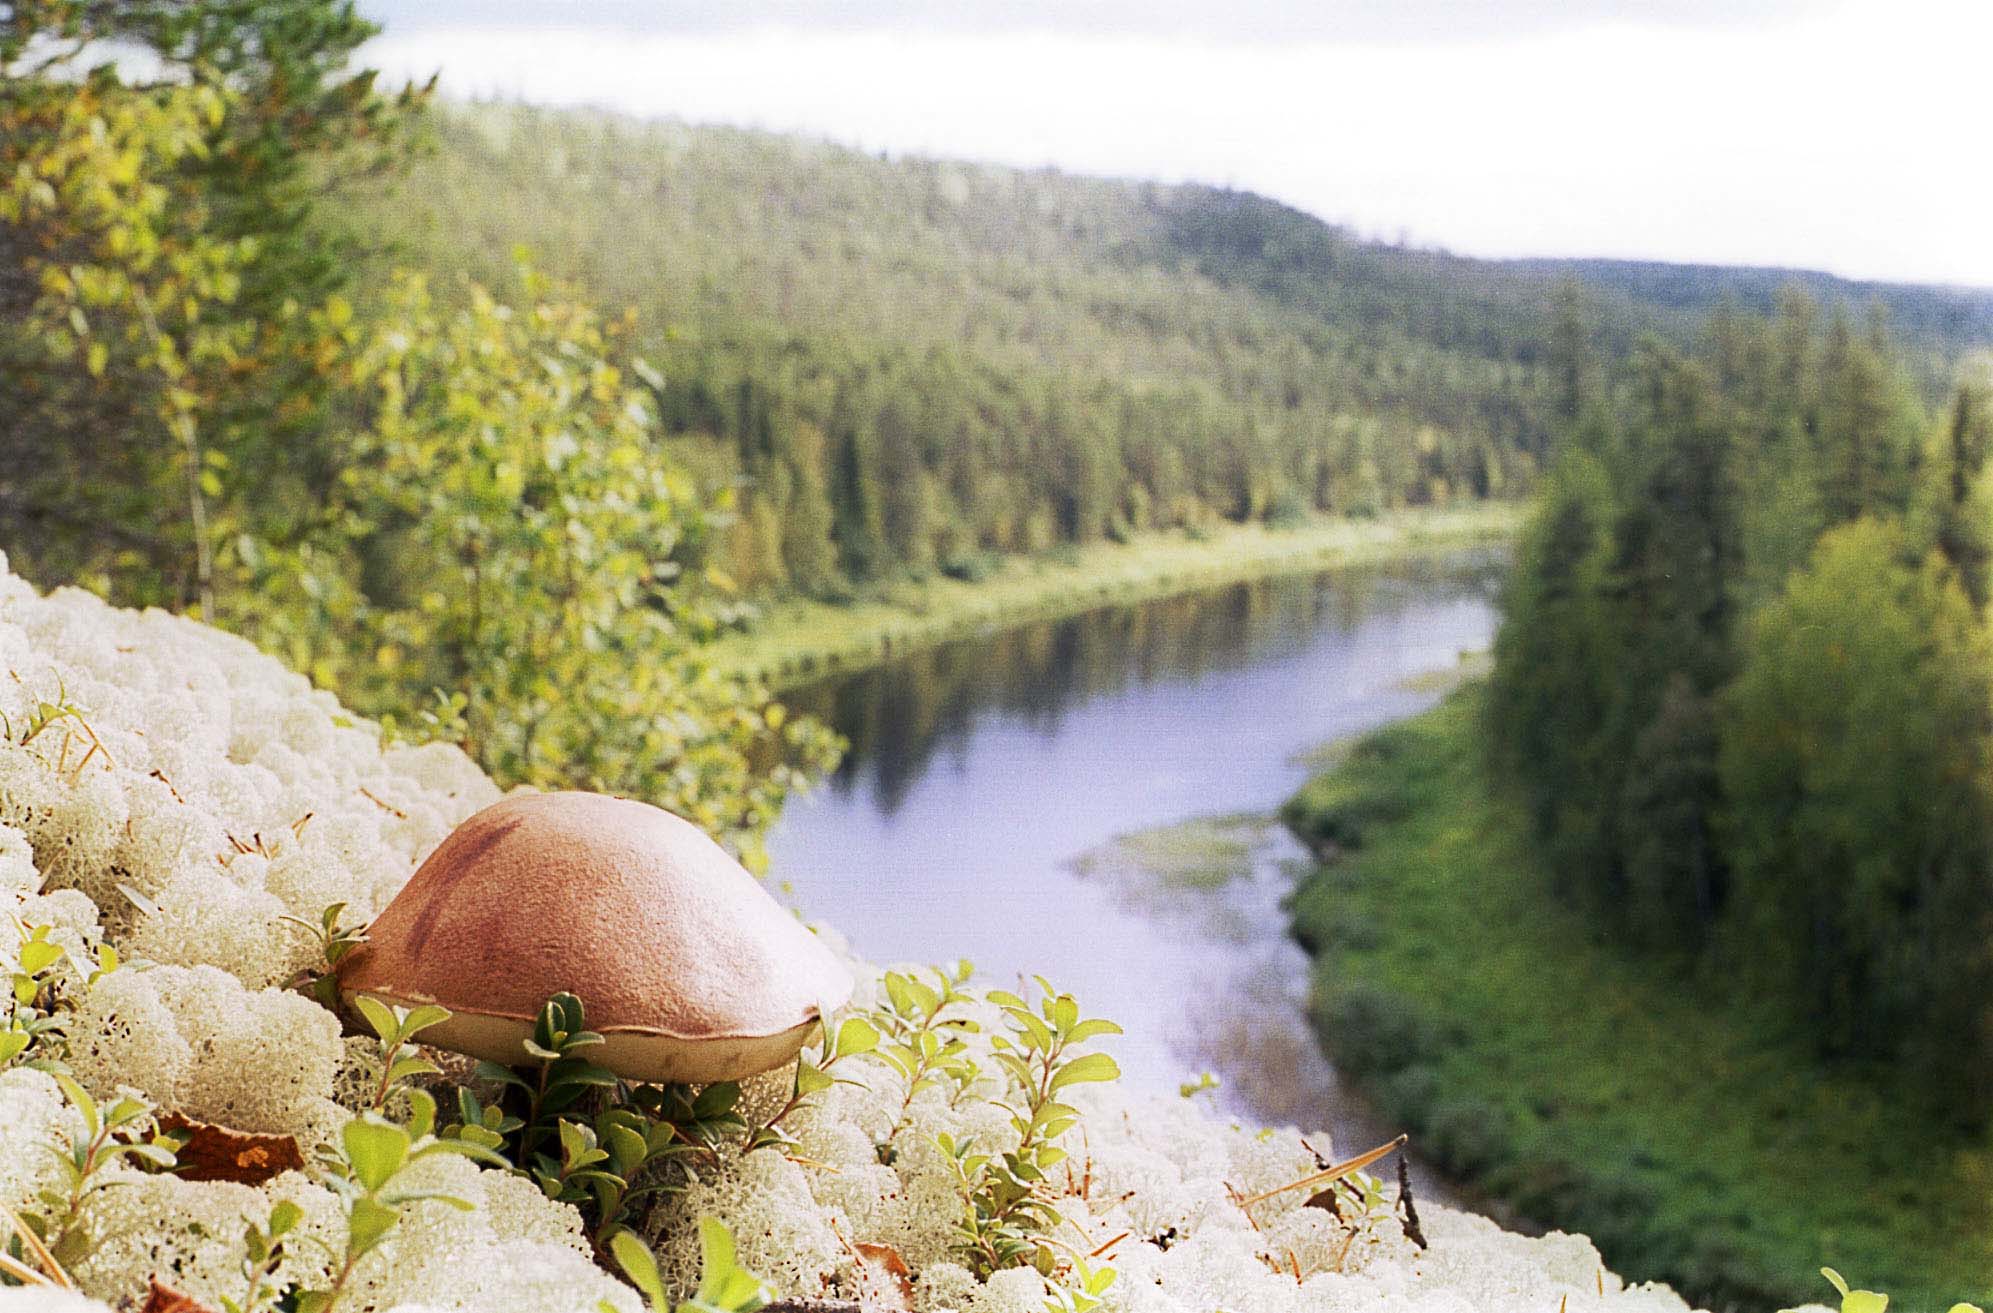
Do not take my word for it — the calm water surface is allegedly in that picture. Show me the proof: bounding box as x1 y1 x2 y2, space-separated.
768 552 1501 1155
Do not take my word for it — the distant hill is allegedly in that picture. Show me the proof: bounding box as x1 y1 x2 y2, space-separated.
348 104 1988 593
1505 255 1993 353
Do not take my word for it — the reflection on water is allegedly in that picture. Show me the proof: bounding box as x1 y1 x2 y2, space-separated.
768 550 1501 1159
785 552 1506 817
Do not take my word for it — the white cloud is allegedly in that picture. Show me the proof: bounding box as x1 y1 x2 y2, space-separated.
359 0 1993 286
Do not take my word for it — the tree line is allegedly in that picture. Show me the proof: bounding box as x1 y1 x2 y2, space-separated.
356 106 1566 596
1487 292 1993 1111
350 106 1990 601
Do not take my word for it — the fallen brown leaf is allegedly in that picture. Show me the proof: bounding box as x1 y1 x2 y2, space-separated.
851 1241 915 1311
140 1278 219 1312
158 1114 304 1185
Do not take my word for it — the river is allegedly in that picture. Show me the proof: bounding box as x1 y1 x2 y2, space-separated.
767 549 1503 1161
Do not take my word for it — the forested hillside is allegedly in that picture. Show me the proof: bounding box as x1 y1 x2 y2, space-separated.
348 104 1990 595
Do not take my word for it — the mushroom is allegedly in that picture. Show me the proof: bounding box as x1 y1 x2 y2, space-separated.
336 791 852 1083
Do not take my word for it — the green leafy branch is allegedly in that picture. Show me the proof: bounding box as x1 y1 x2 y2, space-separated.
742 1013 878 1157
278 901 367 1013
297 1091 505 1313
1 918 115 1073
605 1216 771 1313
859 962 981 1161
445 993 747 1253
471 991 618 1170
218 1199 305 1313
24 1076 181 1273
351 994 451 1112
939 977 1121 1279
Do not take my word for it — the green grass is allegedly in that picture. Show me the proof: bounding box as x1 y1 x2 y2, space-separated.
1073 813 1268 893
711 503 1520 691
1069 814 1275 944
1281 689 1993 1313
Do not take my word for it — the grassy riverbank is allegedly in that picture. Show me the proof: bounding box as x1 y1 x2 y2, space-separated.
1281 690 1991 1312
711 503 1520 690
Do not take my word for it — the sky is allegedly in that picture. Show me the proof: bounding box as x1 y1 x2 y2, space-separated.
358 0 1993 288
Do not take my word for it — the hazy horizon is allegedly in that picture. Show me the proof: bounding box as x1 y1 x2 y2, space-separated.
358 0 1993 290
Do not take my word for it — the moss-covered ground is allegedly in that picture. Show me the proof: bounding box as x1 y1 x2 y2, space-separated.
1281 689 1993 1313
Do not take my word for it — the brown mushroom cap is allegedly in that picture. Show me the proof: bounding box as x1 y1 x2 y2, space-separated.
337 791 852 1083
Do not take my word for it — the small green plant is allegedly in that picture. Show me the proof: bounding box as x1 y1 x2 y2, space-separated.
298 1090 504 1313
1177 1071 1220 1101
473 992 618 1169
1810 1268 1983 1313
350 994 452 1111
278 902 367 1012
860 961 980 1159
453 993 749 1251
573 1082 745 1249
743 1012 879 1156
441 1085 523 1159
1 678 113 784
605 1215 772 1313
938 977 1121 1278
218 1199 305 1313
2 920 105 1073
23 1076 181 1271
523 1086 744 1254
1044 1253 1117 1313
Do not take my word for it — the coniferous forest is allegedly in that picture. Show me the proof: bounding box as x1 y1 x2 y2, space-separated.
1488 300 1993 1113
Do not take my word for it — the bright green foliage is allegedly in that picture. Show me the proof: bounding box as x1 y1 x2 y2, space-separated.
0 65 247 615
3 919 117 1074
859 961 982 1157
452 993 749 1252
1 9 833 866
744 1011 879 1156
253 264 838 866
1720 520 1993 1071
1044 1254 1118 1313
219 1199 306 1313
0 0 424 615
1812 1267 1984 1313
940 978 1122 1278
25 1077 182 1272
351 994 453 1111
1819 1268 1892 1313
300 1090 505 1313
607 1216 772 1313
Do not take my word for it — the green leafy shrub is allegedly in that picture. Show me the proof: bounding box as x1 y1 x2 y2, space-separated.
938 978 1122 1278
1312 983 1437 1078
1421 1095 1509 1177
